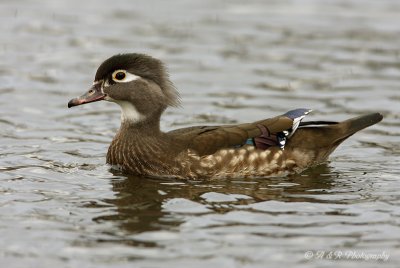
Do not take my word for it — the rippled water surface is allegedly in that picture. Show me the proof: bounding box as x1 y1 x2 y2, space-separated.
1 0 399 267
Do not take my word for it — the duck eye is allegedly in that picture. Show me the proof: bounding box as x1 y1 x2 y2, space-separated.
111 70 140 83
114 71 126 80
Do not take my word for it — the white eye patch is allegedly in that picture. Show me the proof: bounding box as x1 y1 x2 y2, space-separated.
111 69 140 83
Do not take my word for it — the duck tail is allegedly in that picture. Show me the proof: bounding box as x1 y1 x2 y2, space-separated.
285 113 383 168
331 113 383 142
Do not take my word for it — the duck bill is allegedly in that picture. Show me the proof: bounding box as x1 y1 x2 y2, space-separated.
68 83 106 108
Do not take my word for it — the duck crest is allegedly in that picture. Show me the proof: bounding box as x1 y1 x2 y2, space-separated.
68 53 383 180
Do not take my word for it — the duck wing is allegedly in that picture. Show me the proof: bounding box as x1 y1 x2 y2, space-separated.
168 108 311 156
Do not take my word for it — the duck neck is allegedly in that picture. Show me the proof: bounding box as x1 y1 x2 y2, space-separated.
107 112 179 175
120 113 162 136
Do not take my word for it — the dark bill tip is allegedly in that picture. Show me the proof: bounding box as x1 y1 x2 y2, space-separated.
68 98 82 108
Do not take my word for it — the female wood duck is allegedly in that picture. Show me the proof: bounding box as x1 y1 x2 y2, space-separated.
68 53 383 179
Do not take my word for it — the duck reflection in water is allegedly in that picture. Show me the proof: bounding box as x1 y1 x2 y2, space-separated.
92 165 337 235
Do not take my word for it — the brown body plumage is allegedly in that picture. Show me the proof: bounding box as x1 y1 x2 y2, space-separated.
68 53 383 179
106 112 382 179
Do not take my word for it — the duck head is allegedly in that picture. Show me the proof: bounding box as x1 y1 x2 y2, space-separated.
68 53 180 124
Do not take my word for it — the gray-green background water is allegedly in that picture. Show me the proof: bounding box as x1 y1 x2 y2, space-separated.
1 0 399 267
